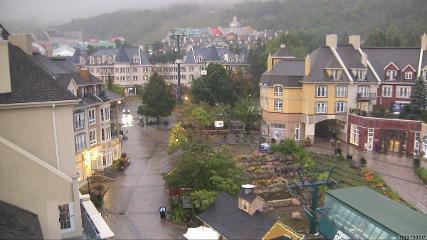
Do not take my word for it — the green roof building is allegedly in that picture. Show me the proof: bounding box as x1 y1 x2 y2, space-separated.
319 186 427 239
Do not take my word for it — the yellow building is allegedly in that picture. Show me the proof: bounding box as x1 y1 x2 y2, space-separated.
260 34 378 142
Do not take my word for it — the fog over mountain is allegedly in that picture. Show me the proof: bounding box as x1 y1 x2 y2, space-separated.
0 0 248 29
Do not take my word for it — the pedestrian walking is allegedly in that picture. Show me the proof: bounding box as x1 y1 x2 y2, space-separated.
159 207 167 219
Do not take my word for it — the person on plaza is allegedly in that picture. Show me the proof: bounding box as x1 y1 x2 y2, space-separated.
159 206 167 219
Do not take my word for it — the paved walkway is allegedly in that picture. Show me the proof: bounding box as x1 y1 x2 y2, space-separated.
99 100 186 239
308 140 427 213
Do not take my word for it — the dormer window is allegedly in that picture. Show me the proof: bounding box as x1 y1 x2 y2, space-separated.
423 70 427 81
327 69 342 80
108 57 112 64
386 70 397 80
133 57 140 64
197 57 203 63
353 69 367 80
274 85 283 96
405 71 413 80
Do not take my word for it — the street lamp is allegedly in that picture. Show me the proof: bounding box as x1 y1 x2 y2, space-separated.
175 59 183 102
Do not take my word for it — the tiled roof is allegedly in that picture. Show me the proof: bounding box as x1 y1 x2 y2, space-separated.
261 59 304 87
0 200 43 239
362 47 420 82
115 45 130 63
31 54 102 87
336 45 377 83
0 44 78 104
303 46 349 82
272 47 294 58
198 192 276 239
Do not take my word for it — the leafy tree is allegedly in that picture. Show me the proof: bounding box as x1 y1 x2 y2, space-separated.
190 64 235 106
233 98 259 130
191 106 214 129
167 122 187 154
164 146 245 196
229 69 255 99
138 72 175 123
411 77 427 111
191 190 217 211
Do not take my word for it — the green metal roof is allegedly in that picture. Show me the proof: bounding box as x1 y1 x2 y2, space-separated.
326 186 427 236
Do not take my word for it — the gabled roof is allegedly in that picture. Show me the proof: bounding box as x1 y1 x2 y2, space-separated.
383 61 399 70
336 45 377 83
272 47 294 58
303 46 350 82
362 47 420 82
402 64 416 72
260 59 304 87
327 187 427 236
0 44 78 105
0 200 43 239
115 45 130 63
31 54 102 87
198 192 276 239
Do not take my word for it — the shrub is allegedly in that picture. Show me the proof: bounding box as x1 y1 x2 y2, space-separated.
415 167 427 185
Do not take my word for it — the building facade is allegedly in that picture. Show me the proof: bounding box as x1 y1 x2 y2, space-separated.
260 33 427 156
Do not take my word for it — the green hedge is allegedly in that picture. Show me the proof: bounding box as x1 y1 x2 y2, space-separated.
416 167 427 185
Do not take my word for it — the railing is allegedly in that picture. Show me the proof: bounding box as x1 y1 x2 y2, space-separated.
356 93 376 100
80 194 115 239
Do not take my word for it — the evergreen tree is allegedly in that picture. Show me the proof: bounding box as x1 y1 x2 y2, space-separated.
107 73 113 90
138 73 175 123
411 77 427 111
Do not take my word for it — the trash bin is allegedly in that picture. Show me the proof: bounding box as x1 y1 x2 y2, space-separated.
159 207 166 219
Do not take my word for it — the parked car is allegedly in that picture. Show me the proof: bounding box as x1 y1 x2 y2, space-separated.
122 108 130 114
260 143 271 153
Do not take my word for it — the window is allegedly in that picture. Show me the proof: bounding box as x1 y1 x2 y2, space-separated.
133 76 138 81
397 86 411 98
358 86 370 97
89 129 97 145
315 102 327 113
316 86 327 97
58 204 72 230
382 86 392 97
75 134 86 152
101 127 111 142
189 67 194 72
350 124 359 146
423 71 427 81
143 75 148 80
331 69 341 80
133 58 140 64
88 109 96 125
386 70 397 80
100 107 110 122
354 69 367 80
271 123 285 129
74 112 85 130
274 99 283 112
335 101 346 113
335 85 347 97
132 67 138 73
404 71 413 80
274 85 283 96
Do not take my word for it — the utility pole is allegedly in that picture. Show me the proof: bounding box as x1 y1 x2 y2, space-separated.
169 29 187 102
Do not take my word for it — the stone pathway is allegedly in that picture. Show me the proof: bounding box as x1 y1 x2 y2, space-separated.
309 140 427 213
99 100 186 239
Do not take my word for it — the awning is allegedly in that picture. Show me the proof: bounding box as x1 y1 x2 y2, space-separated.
183 226 220 240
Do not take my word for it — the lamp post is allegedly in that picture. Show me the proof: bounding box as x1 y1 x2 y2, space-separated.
175 59 183 102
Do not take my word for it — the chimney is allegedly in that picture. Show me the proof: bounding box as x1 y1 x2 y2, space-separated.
8 33 32 55
305 55 311 76
361 53 368 67
267 54 273 71
349 35 360 50
0 40 11 93
80 69 90 81
421 33 427 51
326 34 337 49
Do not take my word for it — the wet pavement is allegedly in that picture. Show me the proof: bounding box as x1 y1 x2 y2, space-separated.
309 139 427 213
99 99 186 239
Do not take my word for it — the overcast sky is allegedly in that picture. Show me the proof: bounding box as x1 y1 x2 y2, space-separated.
0 0 246 26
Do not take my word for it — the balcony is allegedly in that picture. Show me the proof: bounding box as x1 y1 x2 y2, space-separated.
81 194 114 239
356 93 376 100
